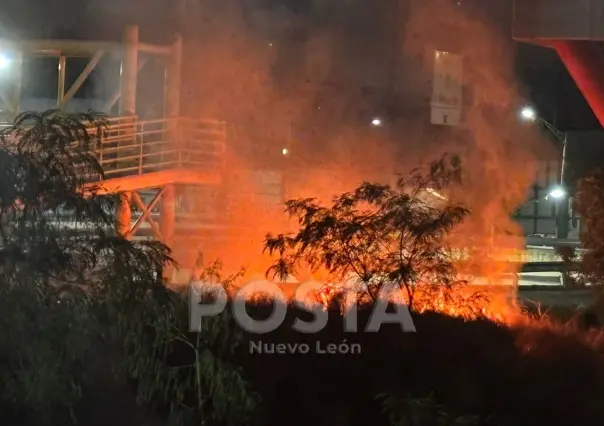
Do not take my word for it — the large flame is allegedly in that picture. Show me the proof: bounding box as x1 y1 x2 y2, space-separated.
165 0 561 325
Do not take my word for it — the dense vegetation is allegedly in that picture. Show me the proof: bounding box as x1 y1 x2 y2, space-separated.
3 111 604 426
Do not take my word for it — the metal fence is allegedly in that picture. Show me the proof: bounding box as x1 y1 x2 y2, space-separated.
0 115 227 182
94 116 226 179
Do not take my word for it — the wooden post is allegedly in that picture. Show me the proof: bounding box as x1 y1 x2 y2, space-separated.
116 192 132 237
57 55 66 107
160 34 183 281
120 25 138 117
115 25 139 237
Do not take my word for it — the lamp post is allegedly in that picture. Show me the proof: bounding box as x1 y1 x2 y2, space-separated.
520 106 565 143
520 106 570 239
524 186 567 204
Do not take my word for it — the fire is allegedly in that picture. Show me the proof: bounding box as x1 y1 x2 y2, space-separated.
174 162 527 327
310 278 521 324
220 268 522 326
174 6 540 326
410 286 521 323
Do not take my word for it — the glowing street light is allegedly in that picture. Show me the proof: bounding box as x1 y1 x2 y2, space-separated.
282 148 288 156
519 106 565 143
0 54 10 69
548 186 566 200
520 106 537 121
371 118 382 127
526 186 567 203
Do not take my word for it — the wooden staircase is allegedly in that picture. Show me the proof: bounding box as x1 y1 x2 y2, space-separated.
77 115 228 267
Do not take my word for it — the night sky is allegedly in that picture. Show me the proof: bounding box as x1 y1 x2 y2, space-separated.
516 43 600 131
0 0 598 132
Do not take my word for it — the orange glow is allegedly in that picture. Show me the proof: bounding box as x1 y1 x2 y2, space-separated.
82 169 221 195
142 0 563 327
309 279 520 324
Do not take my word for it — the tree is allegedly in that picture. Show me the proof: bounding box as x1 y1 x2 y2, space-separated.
0 110 124 424
264 155 470 309
561 169 604 287
0 110 257 426
99 256 258 426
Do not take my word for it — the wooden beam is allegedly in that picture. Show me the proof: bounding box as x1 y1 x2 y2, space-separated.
0 40 120 57
102 58 148 112
131 191 163 240
0 39 172 57
57 55 66 106
126 188 165 238
58 50 104 109
138 43 171 55
82 169 221 195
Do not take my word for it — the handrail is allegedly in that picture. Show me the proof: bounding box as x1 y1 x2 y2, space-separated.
89 116 226 181
0 115 226 185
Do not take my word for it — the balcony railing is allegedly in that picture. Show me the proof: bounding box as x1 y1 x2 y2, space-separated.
92 116 226 179
0 115 227 181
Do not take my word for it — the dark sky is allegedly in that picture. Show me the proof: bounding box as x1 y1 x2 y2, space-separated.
516 43 600 131
0 0 598 132
0 0 178 40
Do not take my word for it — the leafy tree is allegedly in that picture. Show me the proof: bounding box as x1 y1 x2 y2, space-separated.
0 110 116 424
564 168 604 287
0 110 257 426
97 256 258 426
264 155 470 309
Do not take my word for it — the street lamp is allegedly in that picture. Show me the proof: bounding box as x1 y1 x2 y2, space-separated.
519 106 565 143
520 106 537 121
548 186 566 200
520 106 570 239
0 55 9 69
371 117 382 127
524 186 566 203
523 185 570 239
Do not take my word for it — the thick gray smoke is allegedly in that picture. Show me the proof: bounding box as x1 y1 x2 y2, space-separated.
2 0 553 281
